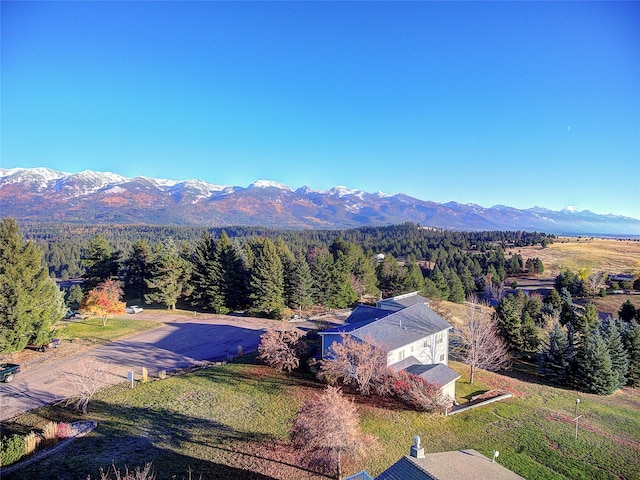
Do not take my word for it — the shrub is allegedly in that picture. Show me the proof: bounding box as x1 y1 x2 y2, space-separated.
0 434 25 467
24 432 41 456
392 370 448 413
92 462 156 480
42 421 58 446
258 327 301 372
57 422 73 439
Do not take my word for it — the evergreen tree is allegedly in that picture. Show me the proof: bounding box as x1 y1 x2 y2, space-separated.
404 261 425 294
495 293 524 351
0 218 66 353
574 328 618 395
430 267 450 300
275 238 297 309
375 254 406 298
65 284 84 310
422 277 440 300
289 257 313 314
457 264 476 296
539 322 571 385
123 240 152 302
313 239 358 309
82 235 120 290
247 237 285 318
217 231 247 311
308 246 334 305
520 311 540 352
145 238 190 310
575 303 599 333
619 300 638 322
189 232 226 313
544 288 562 310
447 270 466 303
622 319 640 387
600 317 628 389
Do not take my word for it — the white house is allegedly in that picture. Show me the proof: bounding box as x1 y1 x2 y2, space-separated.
319 292 460 400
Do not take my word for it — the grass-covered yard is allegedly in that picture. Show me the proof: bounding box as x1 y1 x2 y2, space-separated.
3 356 639 480
56 317 162 345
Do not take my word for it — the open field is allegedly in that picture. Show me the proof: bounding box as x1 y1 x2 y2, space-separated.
3 355 639 480
506 238 640 277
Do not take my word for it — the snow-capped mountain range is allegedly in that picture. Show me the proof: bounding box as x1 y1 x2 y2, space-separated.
1 167 638 235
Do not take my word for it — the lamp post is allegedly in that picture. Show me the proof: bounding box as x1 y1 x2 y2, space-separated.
573 398 582 440
575 398 580 417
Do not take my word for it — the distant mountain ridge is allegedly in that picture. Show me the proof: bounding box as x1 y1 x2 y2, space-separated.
1 167 638 235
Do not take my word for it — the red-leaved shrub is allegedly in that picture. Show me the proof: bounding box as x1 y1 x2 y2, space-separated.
57 422 73 439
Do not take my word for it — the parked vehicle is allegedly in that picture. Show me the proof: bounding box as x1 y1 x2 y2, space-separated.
26 338 61 352
0 363 21 382
126 305 144 314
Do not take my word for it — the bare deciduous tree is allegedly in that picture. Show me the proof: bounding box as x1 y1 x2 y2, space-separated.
290 386 366 479
586 271 607 297
258 327 300 372
62 357 110 414
454 295 510 384
320 334 389 395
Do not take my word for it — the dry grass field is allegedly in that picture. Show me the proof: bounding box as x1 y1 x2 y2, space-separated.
506 237 640 277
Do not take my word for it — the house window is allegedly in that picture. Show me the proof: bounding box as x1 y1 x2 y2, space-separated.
436 333 443 344
439 353 445 362
399 350 405 361
423 339 429 348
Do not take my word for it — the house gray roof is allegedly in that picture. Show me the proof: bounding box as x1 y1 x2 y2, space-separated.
389 357 460 387
376 292 429 311
320 302 451 351
375 449 525 480
344 305 395 324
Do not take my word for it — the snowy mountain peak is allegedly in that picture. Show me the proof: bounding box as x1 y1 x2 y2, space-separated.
327 186 363 197
562 206 579 213
249 180 292 191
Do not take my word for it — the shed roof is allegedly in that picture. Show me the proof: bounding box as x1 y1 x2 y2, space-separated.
375 449 525 480
389 357 460 387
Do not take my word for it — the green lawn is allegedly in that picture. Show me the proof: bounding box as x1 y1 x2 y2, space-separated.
56 317 162 345
3 357 639 480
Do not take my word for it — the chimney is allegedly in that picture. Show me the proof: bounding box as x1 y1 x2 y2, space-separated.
410 435 425 458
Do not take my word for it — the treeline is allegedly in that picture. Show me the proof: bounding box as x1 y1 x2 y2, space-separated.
493 278 640 394
41 223 552 317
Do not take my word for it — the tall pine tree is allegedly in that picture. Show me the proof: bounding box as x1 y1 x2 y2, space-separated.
189 232 226 313
145 238 191 310
622 319 640 387
0 218 66 352
539 322 571 385
247 237 285 319
574 328 618 395
600 317 628 389
217 231 247 311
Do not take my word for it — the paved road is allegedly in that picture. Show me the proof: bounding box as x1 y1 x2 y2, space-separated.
0 314 317 422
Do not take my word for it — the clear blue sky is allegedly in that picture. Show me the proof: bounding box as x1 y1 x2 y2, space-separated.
2 1 639 219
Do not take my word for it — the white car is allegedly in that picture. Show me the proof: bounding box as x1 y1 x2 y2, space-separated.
126 305 143 314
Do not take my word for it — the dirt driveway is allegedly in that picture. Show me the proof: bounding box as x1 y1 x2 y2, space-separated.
0 313 323 422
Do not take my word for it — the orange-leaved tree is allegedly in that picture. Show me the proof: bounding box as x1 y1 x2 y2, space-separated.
81 279 126 326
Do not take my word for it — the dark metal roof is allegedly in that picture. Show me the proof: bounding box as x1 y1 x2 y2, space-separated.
375 450 525 480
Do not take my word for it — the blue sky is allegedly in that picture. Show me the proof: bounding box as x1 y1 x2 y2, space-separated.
2 1 639 219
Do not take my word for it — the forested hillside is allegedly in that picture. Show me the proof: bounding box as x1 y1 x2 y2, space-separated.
21 222 551 317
